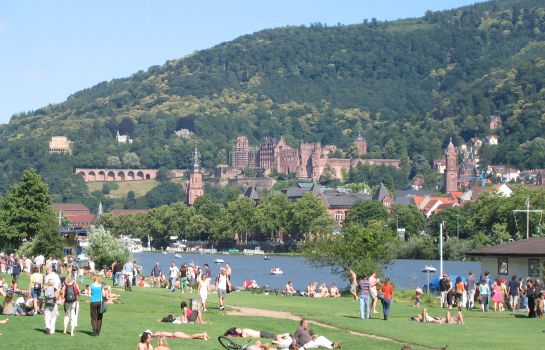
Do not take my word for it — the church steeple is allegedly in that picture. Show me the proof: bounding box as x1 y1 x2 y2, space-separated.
444 139 458 193
192 147 200 173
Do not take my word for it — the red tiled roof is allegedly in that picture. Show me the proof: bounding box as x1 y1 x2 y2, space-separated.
53 203 90 212
64 214 95 224
110 209 149 216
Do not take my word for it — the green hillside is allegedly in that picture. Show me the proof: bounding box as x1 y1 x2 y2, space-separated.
1 0 545 205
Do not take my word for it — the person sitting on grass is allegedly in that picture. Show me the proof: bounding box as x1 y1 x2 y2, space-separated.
181 301 205 324
294 318 341 349
410 308 464 324
155 336 171 350
329 284 341 298
103 285 119 303
137 331 154 350
319 283 330 298
284 281 297 296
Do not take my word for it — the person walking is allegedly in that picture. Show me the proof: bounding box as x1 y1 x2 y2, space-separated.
380 277 394 321
11 256 22 283
43 279 60 334
358 273 371 320
198 273 211 312
478 278 490 312
216 267 231 311
150 262 162 288
168 261 179 292
61 276 80 336
29 266 44 313
466 272 476 310
369 272 380 314
89 275 106 336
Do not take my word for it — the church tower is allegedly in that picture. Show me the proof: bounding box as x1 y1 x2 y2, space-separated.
187 148 204 205
353 134 367 157
444 139 458 193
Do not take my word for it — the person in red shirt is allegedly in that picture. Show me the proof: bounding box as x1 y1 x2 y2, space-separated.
380 277 394 320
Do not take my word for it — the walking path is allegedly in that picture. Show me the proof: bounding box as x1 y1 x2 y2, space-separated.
227 306 438 350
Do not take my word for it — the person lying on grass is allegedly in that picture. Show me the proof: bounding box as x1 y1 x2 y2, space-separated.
149 330 209 340
411 308 464 324
224 327 294 346
158 301 206 324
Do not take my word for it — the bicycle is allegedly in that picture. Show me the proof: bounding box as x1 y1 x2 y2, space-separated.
217 335 252 350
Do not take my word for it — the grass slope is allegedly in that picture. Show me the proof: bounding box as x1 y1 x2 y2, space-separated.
1 273 544 349
87 180 159 198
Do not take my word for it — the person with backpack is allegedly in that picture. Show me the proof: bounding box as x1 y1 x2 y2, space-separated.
11 256 22 283
62 276 80 336
70 259 79 283
43 279 60 334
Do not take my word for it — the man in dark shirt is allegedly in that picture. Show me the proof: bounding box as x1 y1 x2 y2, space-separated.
150 262 162 288
294 318 341 349
439 274 451 308
507 274 519 310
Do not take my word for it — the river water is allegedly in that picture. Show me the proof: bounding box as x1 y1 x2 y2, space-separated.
133 252 480 291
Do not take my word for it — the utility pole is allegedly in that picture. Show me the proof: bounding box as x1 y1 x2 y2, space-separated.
439 222 444 278
513 197 543 239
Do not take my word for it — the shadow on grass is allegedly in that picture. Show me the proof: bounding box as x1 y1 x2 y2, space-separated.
80 330 96 336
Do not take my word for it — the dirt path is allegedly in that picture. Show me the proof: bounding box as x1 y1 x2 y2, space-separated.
226 306 436 349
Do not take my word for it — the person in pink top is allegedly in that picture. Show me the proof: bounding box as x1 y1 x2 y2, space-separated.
492 277 504 312
369 272 380 314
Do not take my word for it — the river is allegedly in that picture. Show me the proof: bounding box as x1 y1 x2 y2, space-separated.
133 252 480 291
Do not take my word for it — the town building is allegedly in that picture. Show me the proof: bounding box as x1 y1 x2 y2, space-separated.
116 130 133 144
467 238 545 279
444 139 458 193
53 203 94 229
187 148 204 205
49 136 72 154
225 135 399 181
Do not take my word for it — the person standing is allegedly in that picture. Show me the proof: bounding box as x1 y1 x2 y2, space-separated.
90 275 106 336
198 273 211 312
527 279 536 318
348 268 358 301
358 273 371 320
466 272 476 310
150 262 162 288
439 274 451 308
380 277 394 321
224 263 232 293
45 266 62 290
43 279 60 334
11 256 22 283
478 278 490 312
29 266 44 312
123 260 134 290
216 267 231 311
507 275 519 310
203 263 211 279
168 261 179 292
88 258 95 275
61 276 80 336
369 272 380 314
35 254 45 273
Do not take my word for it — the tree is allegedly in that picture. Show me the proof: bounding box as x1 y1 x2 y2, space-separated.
224 196 257 243
345 200 388 227
106 156 121 168
318 165 340 187
255 193 292 241
303 221 396 277
288 192 334 240
122 152 140 168
393 205 425 239
86 225 130 267
0 169 61 253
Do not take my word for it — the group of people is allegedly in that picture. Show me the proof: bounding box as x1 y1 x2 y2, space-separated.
437 271 545 317
350 269 395 321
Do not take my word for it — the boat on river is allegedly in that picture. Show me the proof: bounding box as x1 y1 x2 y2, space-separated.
243 246 265 255
270 267 283 275
214 258 225 264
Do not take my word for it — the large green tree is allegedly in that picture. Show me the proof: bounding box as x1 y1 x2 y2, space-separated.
0 169 63 255
255 192 292 241
345 200 388 227
288 192 334 240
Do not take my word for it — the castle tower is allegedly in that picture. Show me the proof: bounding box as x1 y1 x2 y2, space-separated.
444 139 458 193
187 148 204 205
353 134 367 157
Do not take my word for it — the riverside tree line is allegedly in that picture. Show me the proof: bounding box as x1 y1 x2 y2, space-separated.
2 169 545 277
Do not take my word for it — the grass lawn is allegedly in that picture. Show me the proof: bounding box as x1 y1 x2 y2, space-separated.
87 180 160 198
2 273 544 349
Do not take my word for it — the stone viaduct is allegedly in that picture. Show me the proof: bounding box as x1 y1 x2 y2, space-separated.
75 168 184 182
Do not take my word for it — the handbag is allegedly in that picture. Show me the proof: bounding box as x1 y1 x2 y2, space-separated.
99 301 107 314
378 291 385 299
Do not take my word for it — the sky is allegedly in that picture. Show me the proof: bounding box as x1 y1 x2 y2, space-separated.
0 0 482 124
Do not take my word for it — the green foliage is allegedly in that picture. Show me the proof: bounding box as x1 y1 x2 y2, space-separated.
393 205 425 239
288 192 334 240
86 225 130 267
304 221 396 277
390 235 436 260
345 200 388 226
255 192 292 240
0 169 59 252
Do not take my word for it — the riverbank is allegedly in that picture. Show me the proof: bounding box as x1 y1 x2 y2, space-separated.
2 273 544 349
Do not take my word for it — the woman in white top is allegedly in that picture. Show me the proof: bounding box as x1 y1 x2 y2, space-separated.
369 272 380 314
197 274 210 312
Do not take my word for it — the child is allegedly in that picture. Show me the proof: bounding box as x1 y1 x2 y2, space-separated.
415 287 423 308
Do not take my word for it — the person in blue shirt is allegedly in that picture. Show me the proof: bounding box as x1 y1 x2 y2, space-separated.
89 275 106 336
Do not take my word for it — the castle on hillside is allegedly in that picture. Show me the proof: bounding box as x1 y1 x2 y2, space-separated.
223 135 399 181
49 136 72 155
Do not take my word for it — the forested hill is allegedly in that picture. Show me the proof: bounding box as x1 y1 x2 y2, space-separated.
1 0 545 197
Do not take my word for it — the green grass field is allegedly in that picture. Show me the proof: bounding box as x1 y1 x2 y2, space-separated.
2 273 545 349
87 180 160 198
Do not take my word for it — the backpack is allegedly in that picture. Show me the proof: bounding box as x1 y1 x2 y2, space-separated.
71 262 79 272
65 284 77 303
12 262 21 275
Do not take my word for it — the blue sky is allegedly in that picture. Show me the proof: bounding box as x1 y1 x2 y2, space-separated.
0 0 480 124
